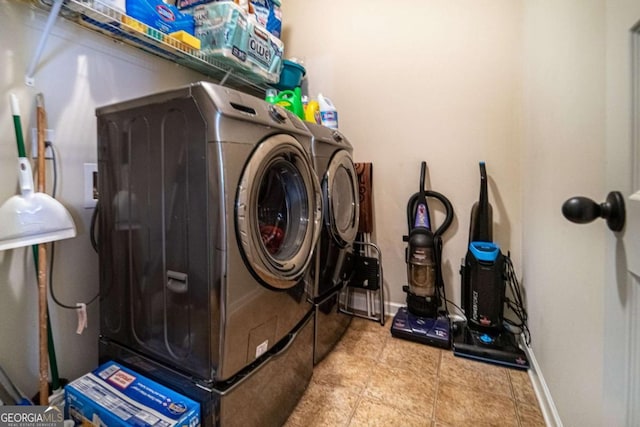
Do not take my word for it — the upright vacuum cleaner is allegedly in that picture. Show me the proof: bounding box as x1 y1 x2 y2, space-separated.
453 162 530 369
391 161 454 349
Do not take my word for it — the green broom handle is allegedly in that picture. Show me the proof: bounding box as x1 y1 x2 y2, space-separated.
10 94 26 157
10 94 61 394
12 115 26 158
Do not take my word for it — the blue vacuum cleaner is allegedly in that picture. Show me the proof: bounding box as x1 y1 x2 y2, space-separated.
391 161 454 349
453 162 530 369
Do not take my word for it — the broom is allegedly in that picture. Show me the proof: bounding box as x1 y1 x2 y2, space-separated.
3 94 75 405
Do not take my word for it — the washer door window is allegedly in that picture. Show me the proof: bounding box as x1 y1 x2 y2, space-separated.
325 150 359 247
237 134 322 290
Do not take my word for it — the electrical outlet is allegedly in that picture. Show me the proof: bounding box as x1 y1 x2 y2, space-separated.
31 128 54 159
84 163 98 209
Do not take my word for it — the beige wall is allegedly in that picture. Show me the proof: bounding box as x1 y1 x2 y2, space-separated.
522 1 605 425
282 0 523 308
284 1 610 425
0 1 618 425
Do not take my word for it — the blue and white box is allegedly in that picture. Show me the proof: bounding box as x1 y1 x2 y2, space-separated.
125 0 196 35
65 361 200 427
250 0 282 38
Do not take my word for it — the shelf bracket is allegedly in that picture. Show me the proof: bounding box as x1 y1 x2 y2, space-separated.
25 0 65 86
219 69 232 87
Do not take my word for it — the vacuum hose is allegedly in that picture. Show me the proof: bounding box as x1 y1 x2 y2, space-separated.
404 162 454 318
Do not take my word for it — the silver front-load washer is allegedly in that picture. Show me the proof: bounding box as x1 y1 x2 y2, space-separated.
304 122 360 364
96 82 321 426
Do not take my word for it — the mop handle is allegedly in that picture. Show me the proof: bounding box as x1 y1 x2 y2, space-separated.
35 94 62 391
36 94 46 193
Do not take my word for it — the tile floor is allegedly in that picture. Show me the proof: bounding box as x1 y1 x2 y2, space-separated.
285 317 546 427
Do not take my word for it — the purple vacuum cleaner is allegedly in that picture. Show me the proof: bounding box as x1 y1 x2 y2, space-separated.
391 161 454 349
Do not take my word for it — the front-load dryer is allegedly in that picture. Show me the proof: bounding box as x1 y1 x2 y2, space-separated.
96 82 321 426
304 122 360 364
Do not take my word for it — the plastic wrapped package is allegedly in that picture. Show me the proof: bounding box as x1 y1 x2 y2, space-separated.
246 16 283 82
193 2 251 70
193 1 283 82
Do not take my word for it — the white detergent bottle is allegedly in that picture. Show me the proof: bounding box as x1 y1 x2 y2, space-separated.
318 93 338 129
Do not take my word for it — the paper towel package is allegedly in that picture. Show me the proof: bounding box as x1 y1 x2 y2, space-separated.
193 1 251 69
193 1 282 81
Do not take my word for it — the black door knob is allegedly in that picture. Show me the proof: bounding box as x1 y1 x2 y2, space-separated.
561 191 625 232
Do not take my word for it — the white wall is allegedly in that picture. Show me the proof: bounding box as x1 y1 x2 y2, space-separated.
0 0 204 397
282 0 523 309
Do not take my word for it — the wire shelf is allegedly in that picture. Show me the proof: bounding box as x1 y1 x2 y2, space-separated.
39 0 274 95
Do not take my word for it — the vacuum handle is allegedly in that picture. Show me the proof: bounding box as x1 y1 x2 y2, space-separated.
419 161 426 193
479 162 488 199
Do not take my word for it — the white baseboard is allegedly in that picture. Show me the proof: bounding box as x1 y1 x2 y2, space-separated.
342 288 401 319
522 342 563 427
386 300 403 317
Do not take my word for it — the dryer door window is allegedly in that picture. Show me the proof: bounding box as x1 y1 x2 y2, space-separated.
237 134 322 290
325 150 360 247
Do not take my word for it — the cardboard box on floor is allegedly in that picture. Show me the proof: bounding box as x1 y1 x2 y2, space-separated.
65 361 200 426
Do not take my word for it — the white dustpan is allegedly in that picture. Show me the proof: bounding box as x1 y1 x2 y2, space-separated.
0 94 76 251
0 158 76 250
